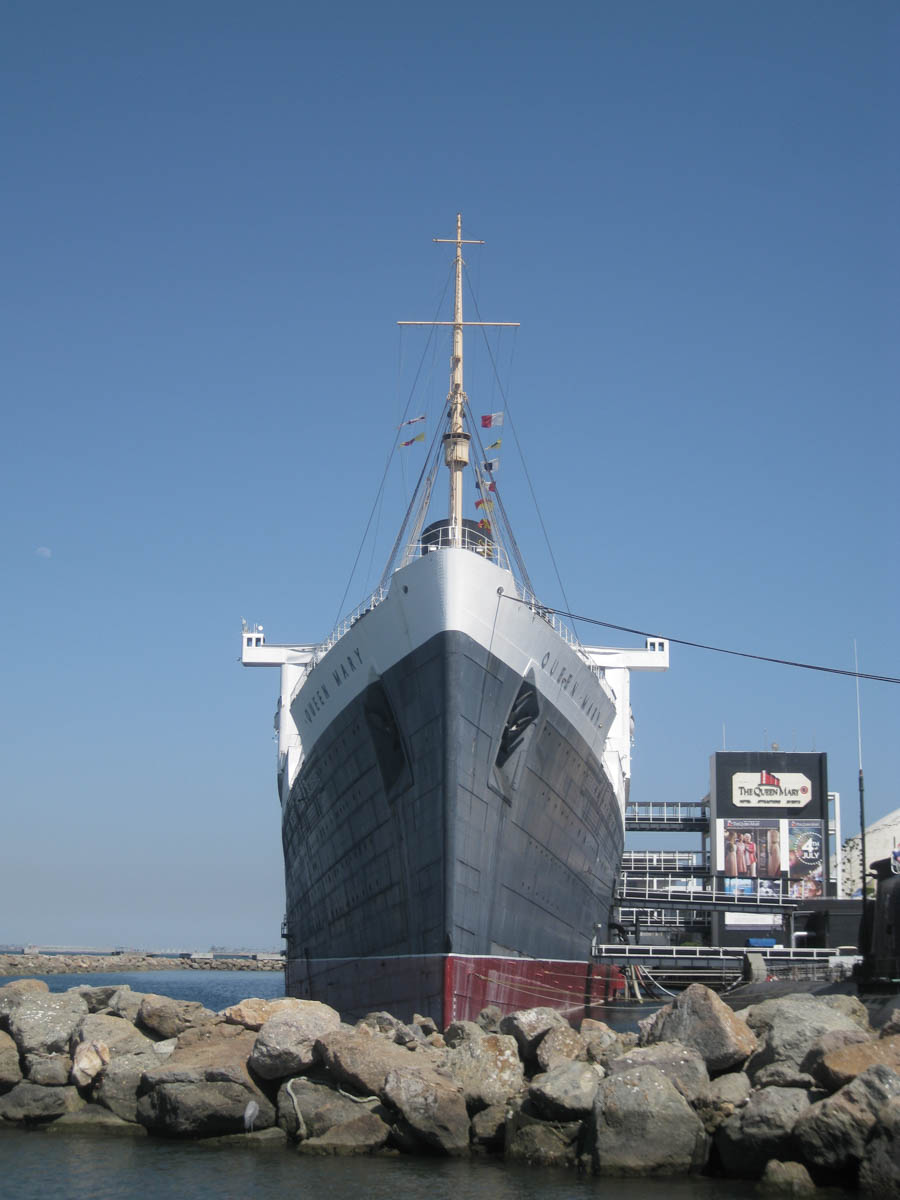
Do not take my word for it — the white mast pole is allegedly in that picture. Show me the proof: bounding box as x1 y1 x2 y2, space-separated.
442 213 471 545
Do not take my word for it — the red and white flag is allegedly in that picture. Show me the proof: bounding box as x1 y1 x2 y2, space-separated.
481 412 504 428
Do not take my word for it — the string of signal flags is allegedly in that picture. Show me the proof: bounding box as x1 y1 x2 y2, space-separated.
397 411 505 531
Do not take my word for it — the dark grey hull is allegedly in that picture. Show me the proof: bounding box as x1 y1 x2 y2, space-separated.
282 630 623 1009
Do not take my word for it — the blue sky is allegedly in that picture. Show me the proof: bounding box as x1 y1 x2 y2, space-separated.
2 2 897 947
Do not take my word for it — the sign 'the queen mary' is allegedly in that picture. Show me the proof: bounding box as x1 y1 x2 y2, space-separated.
732 770 812 808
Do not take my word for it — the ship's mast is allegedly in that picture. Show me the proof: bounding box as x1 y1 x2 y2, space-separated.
398 214 518 549
435 214 480 545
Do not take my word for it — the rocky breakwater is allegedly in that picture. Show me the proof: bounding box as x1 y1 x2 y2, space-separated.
0 952 282 974
1 979 899 1191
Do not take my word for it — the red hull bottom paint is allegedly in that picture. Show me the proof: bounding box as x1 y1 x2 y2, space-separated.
288 953 624 1025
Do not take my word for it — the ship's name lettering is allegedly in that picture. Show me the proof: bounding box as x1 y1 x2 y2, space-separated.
302 647 363 725
540 651 605 729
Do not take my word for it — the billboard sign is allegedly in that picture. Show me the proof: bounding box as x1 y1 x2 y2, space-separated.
731 771 812 808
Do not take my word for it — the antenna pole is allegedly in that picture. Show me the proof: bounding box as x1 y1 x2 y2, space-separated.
854 639 867 898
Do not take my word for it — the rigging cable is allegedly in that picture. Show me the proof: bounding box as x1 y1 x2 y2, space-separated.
465 271 580 636
330 265 453 631
498 597 900 684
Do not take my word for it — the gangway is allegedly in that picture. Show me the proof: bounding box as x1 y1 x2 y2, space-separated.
621 850 707 873
625 801 709 832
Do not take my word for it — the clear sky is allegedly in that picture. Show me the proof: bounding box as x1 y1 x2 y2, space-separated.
3 2 897 948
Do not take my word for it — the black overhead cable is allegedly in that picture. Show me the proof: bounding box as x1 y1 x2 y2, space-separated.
500 597 900 685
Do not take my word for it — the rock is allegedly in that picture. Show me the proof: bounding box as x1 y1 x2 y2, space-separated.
757 1159 817 1194
693 1071 751 1134
819 994 871 1031
529 1061 602 1119
296 1110 390 1155
475 1005 501 1033
793 1064 900 1172
43 1104 148 1134
498 1007 568 1059
715 1086 811 1178
71 1040 111 1087
136 1080 276 1137
7 991 88 1055
221 996 308 1030
589 1066 708 1176
471 1101 507 1147
581 1017 612 1034
858 1096 900 1193
69 985 125 1013
0 978 49 1030
382 1065 469 1155
24 1052 72 1086
536 1025 588 1071
505 1120 579 1167
443 1020 484 1047
0 1029 23 1091
878 1009 900 1038
504 1098 581 1167
638 983 758 1072
72 1013 155 1058
584 1028 618 1060
107 988 146 1024
141 1023 260 1091
812 1034 900 1091
314 1027 438 1096
137 995 218 1039
606 1041 708 1102
751 1063 818 1090
743 993 860 1082
0 1080 86 1122
441 1032 524 1109
249 1003 343 1080
94 1052 158 1122
413 1013 438 1035
799 1027 873 1089
276 1076 384 1140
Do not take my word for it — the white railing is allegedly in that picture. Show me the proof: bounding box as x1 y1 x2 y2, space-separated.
618 872 796 908
621 851 708 872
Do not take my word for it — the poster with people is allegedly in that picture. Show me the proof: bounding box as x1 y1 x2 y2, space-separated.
722 818 780 880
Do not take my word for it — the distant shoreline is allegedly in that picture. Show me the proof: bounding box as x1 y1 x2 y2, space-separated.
0 953 283 975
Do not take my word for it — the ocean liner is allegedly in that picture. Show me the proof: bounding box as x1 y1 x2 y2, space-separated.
242 216 668 1022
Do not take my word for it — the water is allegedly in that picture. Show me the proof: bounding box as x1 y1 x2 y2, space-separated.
0 971 814 1198
0 1132 765 1200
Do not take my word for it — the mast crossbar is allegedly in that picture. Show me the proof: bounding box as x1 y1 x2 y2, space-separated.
397 321 519 326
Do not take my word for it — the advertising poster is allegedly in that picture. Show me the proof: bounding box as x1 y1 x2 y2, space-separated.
788 819 824 899
722 817 781 881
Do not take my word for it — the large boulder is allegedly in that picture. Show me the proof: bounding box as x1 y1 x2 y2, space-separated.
0 1028 23 1091
818 994 871 1031
136 1080 275 1138
94 1050 165 1122
793 1064 900 1172
314 1027 437 1096
529 1061 602 1119
441 1032 524 1109
72 1013 155 1059
7 991 88 1055
0 1080 86 1122
498 1007 569 1059
758 1160 817 1195
222 996 326 1031
382 1064 469 1155
24 1052 72 1086
638 984 757 1072
693 1071 751 1134
276 1075 386 1139
71 1040 111 1088
137 995 217 1039
0 979 49 1030
811 1034 900 1091
715 1085 811 1178
743 994 861 1081
249 1003 342 1080
859 1096 900 1193
589 1065 708 1175
535 1024 588 1071
296 1111 391 1155
69 985 126 1013
504 1098 582 1167
606 1041 708 1102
